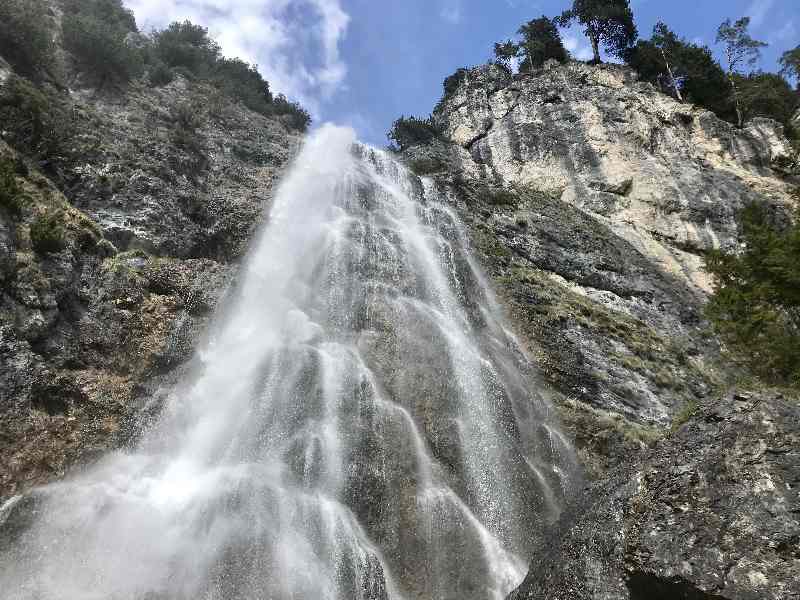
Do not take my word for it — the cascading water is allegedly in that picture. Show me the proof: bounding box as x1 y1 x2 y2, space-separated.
0 125 576 600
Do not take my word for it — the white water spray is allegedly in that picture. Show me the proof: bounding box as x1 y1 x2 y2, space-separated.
0 125 576 600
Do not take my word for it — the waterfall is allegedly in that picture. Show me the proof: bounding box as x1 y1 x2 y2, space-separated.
0 125 576 600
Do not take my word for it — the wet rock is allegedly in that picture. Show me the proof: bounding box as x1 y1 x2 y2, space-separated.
0 70 297 501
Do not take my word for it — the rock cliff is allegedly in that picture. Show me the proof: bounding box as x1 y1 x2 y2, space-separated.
0 62 299 500
404 60 797 475
511 390 800 600
401 60 799 599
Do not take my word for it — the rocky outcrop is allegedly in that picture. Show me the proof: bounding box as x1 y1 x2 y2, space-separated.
404 60 800 600
509 390 800 600
405 60 798 476
0 75 298 501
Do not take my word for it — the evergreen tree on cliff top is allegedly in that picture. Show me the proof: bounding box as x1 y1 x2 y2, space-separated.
779 46 800 88
518 17 568 70
556 0 637 63
494 17 568 72
716 17 767 128
625 22 732 120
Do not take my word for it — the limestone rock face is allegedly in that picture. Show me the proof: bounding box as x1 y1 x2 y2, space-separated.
509 391 800 600
407 62 799 478
416 61 800 600
436 62 796 295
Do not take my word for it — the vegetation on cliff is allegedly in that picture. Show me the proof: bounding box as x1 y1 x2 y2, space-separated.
0 0 310 134
556 0 637 64
494 17 568 71
706 200 800 387
391 1 799 147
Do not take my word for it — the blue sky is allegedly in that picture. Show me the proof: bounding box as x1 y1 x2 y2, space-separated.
127 0 799 146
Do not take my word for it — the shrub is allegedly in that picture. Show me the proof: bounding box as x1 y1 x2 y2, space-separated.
30 211 65 254
0 75 76 163
736 72 799 128
264 94 312 132
409 157 447 175
443 68 469 98
212 57 272 113
435 68 469 114
148 61 174 87
485 186 518 206
706 201 800 386
0 156 23 217
152 21 220 76
169 102 206 154
62 0 137 32
150 21 310 131
0 0 55 77
0 76 48 150
387 116 442 151
62 0 143 84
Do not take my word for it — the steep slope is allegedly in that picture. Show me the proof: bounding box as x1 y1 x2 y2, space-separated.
0 55 299 501
400 60 800 600
404 60 798 475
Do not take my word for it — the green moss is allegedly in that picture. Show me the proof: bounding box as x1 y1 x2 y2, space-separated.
409 157 447 175
475 230 513 260
671 399 699 432
30 210 65 254
0 156 24 217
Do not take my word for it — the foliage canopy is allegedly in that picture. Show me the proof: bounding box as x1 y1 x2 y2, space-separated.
779 46 800 85
387 116 442 151
626 23 733 121
62 0 143 84
0 0 55 77
556 0 637 63
706 201 800 386
494 17 568 72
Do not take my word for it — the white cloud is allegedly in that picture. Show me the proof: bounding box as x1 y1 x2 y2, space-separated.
768 19 797 45
126 0 350 115
745 0 775 29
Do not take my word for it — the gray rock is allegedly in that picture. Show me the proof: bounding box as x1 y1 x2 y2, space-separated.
509 391 800 600
410 61 799 477
0 72 297 501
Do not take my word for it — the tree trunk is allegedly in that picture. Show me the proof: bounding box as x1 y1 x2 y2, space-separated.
728 73 743 128
660 48 683 102
590 35 601 64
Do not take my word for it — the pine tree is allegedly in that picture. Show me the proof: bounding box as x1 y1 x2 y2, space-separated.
716 17 767 127
517 17 568 71
779 46 800 87
706 201 800 386
556 0 637 64
493 40 520 70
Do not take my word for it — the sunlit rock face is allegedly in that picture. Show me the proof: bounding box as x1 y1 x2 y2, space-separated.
0 126 577 600
410 59 800 600
403 61 799 456
435 62 796 297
